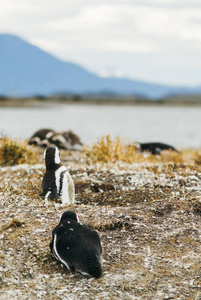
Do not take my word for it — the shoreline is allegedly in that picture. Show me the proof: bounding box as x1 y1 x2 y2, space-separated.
1 94 201 108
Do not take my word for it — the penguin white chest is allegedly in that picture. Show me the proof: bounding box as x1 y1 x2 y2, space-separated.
55 166 69 204
60 172 69 204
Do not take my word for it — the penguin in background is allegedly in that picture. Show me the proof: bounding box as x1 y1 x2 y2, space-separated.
135 142 178 155
40 146 75 204
29 128 83 150
29 128 55 147
49 211 102 278
48 130 83 150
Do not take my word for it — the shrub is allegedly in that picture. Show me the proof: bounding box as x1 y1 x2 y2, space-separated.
86 135 145 164
0 138 36 166
193 150 201 165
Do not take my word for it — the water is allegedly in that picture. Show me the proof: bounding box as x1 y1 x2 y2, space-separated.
0 104 201 149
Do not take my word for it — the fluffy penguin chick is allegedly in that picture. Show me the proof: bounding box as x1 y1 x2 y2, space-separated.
50 211 102 278
40 146 75 204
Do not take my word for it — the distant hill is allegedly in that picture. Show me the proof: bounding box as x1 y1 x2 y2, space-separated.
0 33 201 99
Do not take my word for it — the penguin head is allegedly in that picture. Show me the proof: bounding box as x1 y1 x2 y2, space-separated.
29 137 41 146
133 142 141 151
59 211 79 224
40 139 51 148
63 131 83 148
44 146 60 170
49 133 70 150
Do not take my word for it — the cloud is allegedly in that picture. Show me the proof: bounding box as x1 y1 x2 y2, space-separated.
2 1 201 48
0 0 201 85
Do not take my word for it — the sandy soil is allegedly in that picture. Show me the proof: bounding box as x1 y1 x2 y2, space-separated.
0 150 201 299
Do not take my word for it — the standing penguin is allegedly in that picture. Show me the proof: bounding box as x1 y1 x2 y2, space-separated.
40 146 75 204
49 211 102 278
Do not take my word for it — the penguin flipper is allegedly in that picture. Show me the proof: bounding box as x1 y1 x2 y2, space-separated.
49 240 53 253
48 188 60 201
40 187 59 201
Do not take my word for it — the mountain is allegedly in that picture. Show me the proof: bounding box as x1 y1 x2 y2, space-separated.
0 33 200 99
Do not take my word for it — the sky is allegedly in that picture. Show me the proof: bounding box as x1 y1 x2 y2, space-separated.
1 0 201 87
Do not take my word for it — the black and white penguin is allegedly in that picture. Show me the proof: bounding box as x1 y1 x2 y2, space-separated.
49 211 102 278
62 130 83 150
48 133 71 150
29 128 55 147
40 146 75 204
48 130 83 150
136 142 178 155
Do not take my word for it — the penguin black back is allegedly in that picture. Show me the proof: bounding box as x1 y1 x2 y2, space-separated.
44 146 61 171
50 211 102 278
139 142 178 155
40 147 75 204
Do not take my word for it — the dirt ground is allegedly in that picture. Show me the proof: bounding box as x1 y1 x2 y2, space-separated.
0 149 201 299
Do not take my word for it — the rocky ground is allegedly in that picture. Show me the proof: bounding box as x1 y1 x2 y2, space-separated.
0 149 201 299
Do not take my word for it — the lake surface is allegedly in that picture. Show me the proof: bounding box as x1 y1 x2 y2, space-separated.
0 104 201 149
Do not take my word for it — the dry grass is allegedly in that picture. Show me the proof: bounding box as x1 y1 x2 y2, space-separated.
192 150 201 165
86 135 146 164
1 219 25 231
0 138 37 166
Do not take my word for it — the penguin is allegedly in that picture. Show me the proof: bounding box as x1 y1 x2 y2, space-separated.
136 142 178 155
48 130 83 150
48 133 71 150
40 146 75 204
62 130 83 150
29 128 55 147
49 211 102 278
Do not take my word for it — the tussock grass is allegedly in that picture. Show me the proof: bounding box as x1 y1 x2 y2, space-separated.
192 150 201 165
0 138 37 166
160 151 184 164
86 135 146 164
